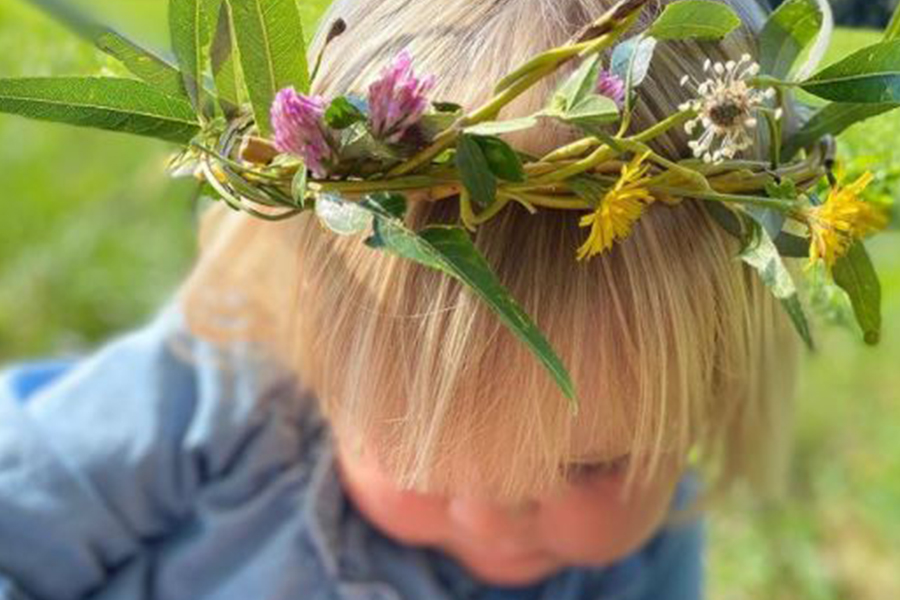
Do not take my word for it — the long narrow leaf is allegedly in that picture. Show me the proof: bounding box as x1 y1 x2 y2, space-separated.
210 1 246 115
886 1 900 42
24 0 189 101
739 225 814 350
0 77 200 143
784 102 899 159
420 226 577 402
169 0 218 114
759 0 823 80
833 242 882 345
793 0 832 81
800 40 900 104
227 0 310 136
361 194 578 406
95 33 188 100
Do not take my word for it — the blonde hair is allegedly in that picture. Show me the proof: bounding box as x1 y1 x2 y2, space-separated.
176 0 800 503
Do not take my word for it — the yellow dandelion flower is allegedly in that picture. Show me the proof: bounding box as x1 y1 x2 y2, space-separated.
576 152 655 261
806 172 889 270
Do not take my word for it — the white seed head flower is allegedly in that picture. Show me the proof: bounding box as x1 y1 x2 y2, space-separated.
678 54 776 164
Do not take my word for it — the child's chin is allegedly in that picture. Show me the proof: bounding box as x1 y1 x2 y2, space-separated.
451 549 564 587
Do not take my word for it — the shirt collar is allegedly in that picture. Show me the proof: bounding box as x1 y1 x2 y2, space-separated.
303 426 346 577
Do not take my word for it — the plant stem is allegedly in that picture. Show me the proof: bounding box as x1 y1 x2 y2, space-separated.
527 145 618 185
313 175 450 193
632 110 694 143
541 138 601 162
386 6 642 179
650 185 799 210
507 192 589 210
541 110 694 164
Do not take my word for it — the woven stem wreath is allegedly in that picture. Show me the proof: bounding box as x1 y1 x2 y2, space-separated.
2 0 898 407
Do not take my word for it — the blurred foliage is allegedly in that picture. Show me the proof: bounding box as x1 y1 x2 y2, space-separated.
0 1 898 599
708 27 900 600
770 0 898 28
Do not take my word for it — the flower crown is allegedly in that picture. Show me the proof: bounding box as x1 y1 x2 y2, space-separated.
3 0 898 407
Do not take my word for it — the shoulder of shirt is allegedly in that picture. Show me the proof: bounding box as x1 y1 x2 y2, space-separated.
0 295 324 479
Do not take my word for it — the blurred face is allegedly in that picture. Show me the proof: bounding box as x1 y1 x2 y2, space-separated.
335 438 683 587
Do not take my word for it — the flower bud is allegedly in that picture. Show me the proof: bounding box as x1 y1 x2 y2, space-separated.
368 50 436 143
271 88 337 178
596 70 626 108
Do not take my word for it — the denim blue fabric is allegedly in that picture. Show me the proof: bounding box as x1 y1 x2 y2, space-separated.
0 298 704 600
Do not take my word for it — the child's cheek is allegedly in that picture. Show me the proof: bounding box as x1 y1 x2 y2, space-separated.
337 454 450 546
536 471 681 565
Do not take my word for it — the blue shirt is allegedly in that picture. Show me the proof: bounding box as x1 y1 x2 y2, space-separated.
0 298 704 600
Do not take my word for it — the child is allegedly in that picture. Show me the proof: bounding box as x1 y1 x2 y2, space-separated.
0 0 799 598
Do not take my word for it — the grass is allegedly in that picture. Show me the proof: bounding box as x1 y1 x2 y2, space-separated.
0 2 898 598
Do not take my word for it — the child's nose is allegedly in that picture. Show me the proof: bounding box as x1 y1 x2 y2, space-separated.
447 496 538 540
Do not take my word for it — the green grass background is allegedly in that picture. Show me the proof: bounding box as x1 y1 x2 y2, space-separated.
0 1 897 598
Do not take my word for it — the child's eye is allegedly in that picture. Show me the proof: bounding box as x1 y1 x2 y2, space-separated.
562 454 631 485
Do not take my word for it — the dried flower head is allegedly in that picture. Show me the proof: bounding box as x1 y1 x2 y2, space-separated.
596 70 626 108
271 88 338 178
806 172 889 270
679 54 778 164
576 151 655 260
368 50 436 144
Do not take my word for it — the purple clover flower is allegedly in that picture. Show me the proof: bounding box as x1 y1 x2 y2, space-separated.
596 70 626 108
368 50 436 144
271 88 337 178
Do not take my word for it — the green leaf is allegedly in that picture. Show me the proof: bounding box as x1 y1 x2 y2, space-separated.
291 165 308 208
739 224 814 350
886 1 900 42
705 201 809 258
568 175 606 209
800 40 900 104
563 94 620 127
551 54 602 113
361 193 441 269
209 1 246 115
474 136 525 183
464 116 539 136
361 193 577 403
370 191 408 219
0 77 200 143
433 101 464 113
647 0 742 41
456 134 497 207
25 0 189 101
169 0 219 115
419 226 576 403
96 33 189 101
315 192 373 235
751 179 793 240
794 0 833 81
227 0 310 136
705 202 809 258
759 0 823 80
774 232 811 258
337 122 401 163
783 102 900 159
832 242 882 345
611 36 657 88
419 109 460 140
324 96 366 130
